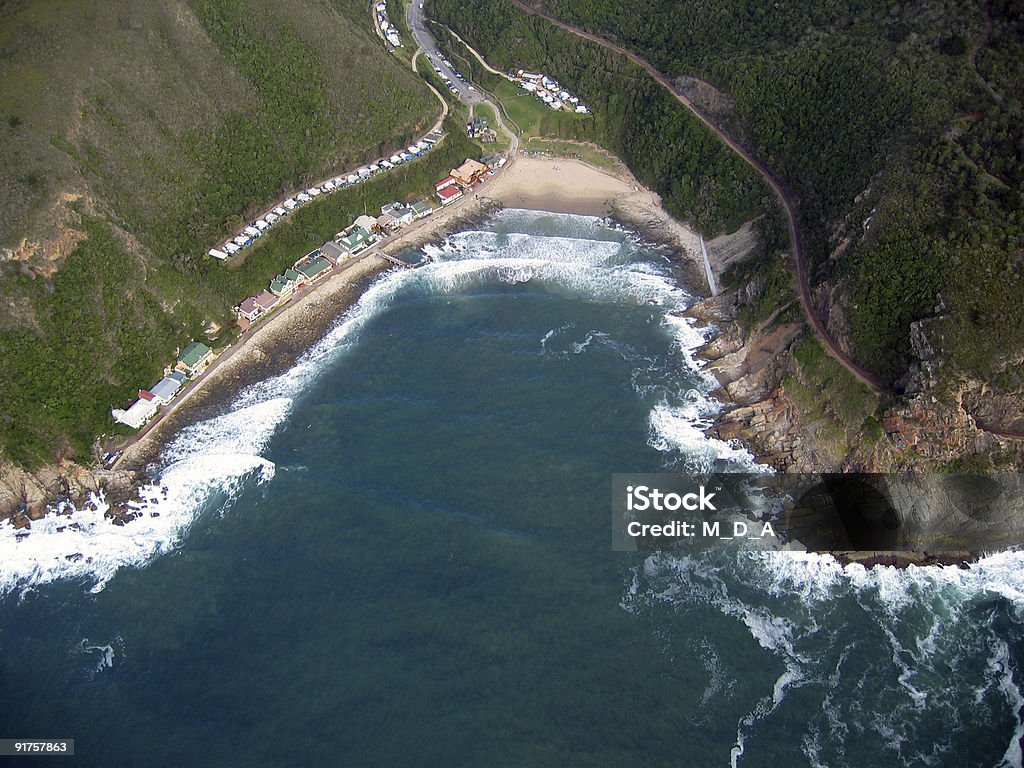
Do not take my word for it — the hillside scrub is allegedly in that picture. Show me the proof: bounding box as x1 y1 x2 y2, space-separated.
443 0 1024 383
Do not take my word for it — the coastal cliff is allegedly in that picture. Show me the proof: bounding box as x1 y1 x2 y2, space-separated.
692 289 1024 476
0 459 138 529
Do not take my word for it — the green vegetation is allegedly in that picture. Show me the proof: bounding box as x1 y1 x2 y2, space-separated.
429 0 771 235
723 205 796 331
1 82 471 470
0 0 435 259
455 0 1024 384
784 336 880 462
468 103 512 152
1 121 476 464
0 0 457 465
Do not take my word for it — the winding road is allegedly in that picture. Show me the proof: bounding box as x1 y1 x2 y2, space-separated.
503 1 1024 443
405 0 519 154
506 0 886 394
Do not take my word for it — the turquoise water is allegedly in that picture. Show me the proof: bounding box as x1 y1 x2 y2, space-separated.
1 210 1022 766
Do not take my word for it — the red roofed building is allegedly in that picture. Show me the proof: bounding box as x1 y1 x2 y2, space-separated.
437 185 463 206
138 389 156 402
435 176 457 192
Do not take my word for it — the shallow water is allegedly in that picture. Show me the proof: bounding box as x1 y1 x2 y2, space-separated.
0 210 1020 766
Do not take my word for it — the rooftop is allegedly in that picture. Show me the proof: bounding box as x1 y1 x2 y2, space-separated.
296 256 332 280
254 290 279 312
178 341 212 368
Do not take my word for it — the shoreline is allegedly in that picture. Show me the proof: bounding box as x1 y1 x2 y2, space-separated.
485 155 707 284
120 154 709 473
116 195 502 473
3 151 711 529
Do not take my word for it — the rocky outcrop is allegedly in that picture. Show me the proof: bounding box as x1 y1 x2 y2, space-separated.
0 459 138 522
687 292 813 471
711 394 809 471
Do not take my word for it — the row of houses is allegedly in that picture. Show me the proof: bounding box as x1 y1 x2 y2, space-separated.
111 342 214 430
209 134 441 262
232 197 439 331
435 155 504 206
111 151 502 434
374 1 402 48
511 70 590 114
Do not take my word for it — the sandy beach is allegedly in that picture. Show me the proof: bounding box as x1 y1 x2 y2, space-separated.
117 154 707 471
485 156 704 273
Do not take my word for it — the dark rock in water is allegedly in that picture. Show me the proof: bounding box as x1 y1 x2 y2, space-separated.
834 550 975 569
26 503 47 521
65 553 83 562
112 517 125 526
151 511 160 517
15 532 29 541
13 515 30 530
57 526 66 533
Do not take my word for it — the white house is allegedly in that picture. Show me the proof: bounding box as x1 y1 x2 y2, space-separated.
112 398 159 430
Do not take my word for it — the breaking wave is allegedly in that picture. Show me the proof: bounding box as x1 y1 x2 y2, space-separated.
624 548 1024 765
2 209 741 595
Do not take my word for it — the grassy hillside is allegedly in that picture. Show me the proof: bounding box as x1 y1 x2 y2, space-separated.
437 0 1024 384
0 0 435 262
0 120 477 467
0 0 442 466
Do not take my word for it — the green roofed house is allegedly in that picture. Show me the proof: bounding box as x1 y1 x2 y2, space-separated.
338 226 374 255
270 267 302 298
296 255 333 284
176 341 214 379
410 199 434 220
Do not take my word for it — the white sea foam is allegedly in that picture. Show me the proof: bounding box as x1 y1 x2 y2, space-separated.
79 638 117 673
647 400 760 473
0 400 284 598
628 546 1024 764
0 211 749 603
991 638 1024 768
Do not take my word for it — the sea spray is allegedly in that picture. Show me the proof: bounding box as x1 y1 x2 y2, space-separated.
1 209 725 596
1 208 1019 765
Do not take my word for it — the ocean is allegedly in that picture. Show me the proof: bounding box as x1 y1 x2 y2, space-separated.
1 209 1022 766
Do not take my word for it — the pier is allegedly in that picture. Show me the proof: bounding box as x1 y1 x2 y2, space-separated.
380 253 414 269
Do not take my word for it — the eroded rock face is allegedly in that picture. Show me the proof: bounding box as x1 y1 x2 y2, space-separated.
0 459 138 522
710 392 810 472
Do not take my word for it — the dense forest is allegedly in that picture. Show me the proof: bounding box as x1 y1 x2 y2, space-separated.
431 0 1024 385
0 0 450 466
430 0 771 236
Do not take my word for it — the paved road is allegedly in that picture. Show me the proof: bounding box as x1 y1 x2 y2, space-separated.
406 0 486 107
506 0 887 395
405 0 519 153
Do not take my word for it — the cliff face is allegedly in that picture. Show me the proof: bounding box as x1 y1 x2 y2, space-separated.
0 459 138 528
690 288 1024 476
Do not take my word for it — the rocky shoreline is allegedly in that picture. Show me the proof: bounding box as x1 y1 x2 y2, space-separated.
687 273 1024 568
0 200 499 531
4 157 1021 573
